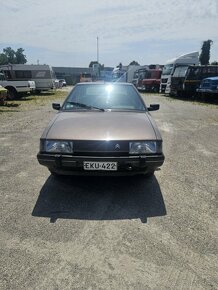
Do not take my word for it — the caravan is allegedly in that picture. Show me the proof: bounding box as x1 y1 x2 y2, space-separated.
0 64 56 93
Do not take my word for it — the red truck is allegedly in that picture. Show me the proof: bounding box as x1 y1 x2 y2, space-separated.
136 68 162 93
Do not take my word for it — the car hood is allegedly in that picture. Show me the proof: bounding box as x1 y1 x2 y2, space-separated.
45 111 157 141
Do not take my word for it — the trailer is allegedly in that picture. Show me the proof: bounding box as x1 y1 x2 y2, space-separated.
0 64 56 93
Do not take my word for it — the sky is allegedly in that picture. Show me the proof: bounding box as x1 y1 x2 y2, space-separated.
0 0 218 68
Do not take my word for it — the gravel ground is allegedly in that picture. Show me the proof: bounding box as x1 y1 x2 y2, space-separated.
0 88 217 290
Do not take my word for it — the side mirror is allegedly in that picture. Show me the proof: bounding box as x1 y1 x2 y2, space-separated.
148 104 160 111
52 103 61 110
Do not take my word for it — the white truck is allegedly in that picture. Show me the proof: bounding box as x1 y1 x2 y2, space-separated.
112 65 142 83
0 72 35 99
160 51 199 94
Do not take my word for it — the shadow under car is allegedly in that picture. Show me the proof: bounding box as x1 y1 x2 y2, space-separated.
32 175 166 223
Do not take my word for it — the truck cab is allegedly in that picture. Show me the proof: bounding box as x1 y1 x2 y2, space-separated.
137 69 162 92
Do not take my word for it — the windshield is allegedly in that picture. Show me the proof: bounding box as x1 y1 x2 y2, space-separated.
162 64 174 75
81 73 91 78
62 84 146 111
173 66 189 77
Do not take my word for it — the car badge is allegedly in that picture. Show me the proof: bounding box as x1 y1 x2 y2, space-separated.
115 144 120 150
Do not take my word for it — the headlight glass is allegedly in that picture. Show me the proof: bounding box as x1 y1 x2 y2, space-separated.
45 140 73 153
129 141 162 154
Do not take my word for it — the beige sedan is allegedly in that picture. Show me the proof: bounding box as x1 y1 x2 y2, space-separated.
37 83 164 176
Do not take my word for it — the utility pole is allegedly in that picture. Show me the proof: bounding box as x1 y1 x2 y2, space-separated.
97 36 99 63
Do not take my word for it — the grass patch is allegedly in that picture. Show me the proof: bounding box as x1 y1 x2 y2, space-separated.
0 89 69 112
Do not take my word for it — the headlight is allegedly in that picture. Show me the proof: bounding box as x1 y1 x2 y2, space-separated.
41 140 73 153
129 141 162 154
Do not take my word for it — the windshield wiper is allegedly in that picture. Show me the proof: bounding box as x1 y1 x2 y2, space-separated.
66 101 105 111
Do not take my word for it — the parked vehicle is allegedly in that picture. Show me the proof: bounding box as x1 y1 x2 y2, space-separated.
0 85 7 105
112 65 142 83
99 70 113 82
160 51 199 93
170 64 190 96
80 73 92 82
0 64 56 93
126 65 142 83
0 72 35 99
137 68 162 92
171 65 218 97
54 79 67 88
112 67 127 82
59 79 67 86
37 83 164 177
132 70 139 87
196 76 218 97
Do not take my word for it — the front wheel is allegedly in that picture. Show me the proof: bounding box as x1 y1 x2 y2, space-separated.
7 88 18 100
49 169 60 177
144 170 155 178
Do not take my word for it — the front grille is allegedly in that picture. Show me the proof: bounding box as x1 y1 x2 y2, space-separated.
73 140 129 156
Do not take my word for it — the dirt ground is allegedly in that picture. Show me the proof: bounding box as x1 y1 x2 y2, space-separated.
0 88 217 290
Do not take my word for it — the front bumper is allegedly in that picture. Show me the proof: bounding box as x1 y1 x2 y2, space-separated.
37 153 165 175
197 88 218 94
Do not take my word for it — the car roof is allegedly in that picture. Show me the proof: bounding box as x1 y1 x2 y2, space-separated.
202 76 218 81
77 82 133 86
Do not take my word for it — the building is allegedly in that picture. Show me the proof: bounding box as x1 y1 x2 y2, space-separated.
52 67 93 85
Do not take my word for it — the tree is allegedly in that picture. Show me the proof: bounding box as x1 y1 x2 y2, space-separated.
15 48 27 64
89 61 99 68
211 61 218 65
129 60 140 66
0 47 27 64
199 40 213 65
0 53 8 65
3 47 16 63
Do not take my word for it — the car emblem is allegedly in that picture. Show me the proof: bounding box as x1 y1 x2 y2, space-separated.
115 144 120 150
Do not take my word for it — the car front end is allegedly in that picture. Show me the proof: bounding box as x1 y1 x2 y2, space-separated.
37 83 165 176
37 138 164 176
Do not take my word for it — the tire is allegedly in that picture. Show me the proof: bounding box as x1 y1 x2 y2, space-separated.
0 99 5 106
49 170 66 180
144 170 155 178
6 87 18 100
152 86 159 93
49 169 60 176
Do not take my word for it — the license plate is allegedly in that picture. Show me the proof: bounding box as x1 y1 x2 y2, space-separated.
83 161 117 171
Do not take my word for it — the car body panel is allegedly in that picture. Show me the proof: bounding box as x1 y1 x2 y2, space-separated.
197 76 218 94
45 111 158 141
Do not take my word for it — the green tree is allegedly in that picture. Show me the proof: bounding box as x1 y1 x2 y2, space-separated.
0 53 8 65
0 47 27 64
15 48 27 64
129 60 140 66
89 61 99 68
199 40 213 65
3 47 16 63
211 60 218 65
